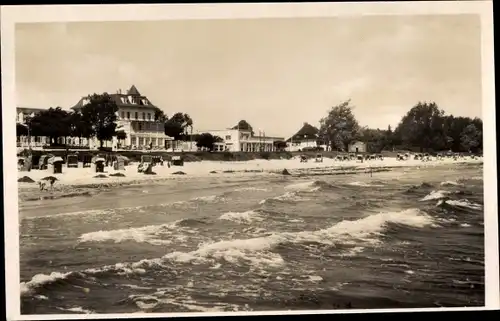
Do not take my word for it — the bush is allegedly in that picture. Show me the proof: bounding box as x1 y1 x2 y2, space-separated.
260 152 271 160
222 152 233 161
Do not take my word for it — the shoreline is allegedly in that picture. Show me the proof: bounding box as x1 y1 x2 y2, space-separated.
17 158 483 203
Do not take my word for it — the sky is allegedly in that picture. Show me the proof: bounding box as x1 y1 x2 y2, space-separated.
15 14 482 139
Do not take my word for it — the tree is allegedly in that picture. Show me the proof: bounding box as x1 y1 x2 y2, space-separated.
196 133 221 151
116 130 127 141
116 130 127 147
319 100 360 151
394 101 446 152
67 112 92 146
80 93 119 148
153 107 168 122
460 123 481 152
164 113 192 140
356 127 387 153
29 107 71 145
16 123 28 137
164 112 194 150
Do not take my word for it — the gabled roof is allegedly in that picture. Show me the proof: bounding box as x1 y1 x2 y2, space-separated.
127 85 141 96
71 86 158 111
286 122 319 142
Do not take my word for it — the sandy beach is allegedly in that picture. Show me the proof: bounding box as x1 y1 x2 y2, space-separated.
17 156 483 202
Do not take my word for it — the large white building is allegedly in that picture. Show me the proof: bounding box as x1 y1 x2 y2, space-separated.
203 121 285 152
71 85 172 150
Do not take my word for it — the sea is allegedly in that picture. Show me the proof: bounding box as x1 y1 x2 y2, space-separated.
19 162 484 314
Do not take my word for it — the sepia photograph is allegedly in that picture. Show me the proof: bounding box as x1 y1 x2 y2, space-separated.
1 1 498 319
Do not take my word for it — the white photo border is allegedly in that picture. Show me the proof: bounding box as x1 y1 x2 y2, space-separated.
1 1 497 320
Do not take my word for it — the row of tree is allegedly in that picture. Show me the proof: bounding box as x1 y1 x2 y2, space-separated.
17 94 119 148
17 92 483 153
318 100 483 153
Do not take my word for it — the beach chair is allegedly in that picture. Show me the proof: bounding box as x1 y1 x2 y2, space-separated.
48 156 64 174
66 154 79 168
91 156 106 173
171 156 184 166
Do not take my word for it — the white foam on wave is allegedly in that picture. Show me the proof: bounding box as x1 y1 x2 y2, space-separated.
122 284 153 290
21 271 72 295
78 220 189 245
445 199 483 210
259 191 308 205
130 293 244 312
192 195 222 202
56 306 94 314
440 181 464 187
420 190 449 201
20 209 436 295
348 181 384 187
164 208 435 268
284 181 319 192
234 187 269 192
219 210 264 224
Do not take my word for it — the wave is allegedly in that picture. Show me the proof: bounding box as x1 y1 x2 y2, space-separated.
284 181 320 192
404 182 434 193
164 208 435 268
259 191 310 205
440 181 464 187
420 190 450 202
21 208 436 296
78 220 191 245
233 187 269 192
23 194 225 221
437 199 483 211
219 210 264 224
56 306 94 314
347 181 384 187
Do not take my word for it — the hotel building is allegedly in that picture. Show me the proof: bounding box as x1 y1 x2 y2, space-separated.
71 85 172 150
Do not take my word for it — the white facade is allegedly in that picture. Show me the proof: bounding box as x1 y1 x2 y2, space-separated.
114 112 172 150
348 141 367 153
286 139 318 152
202 129 284 152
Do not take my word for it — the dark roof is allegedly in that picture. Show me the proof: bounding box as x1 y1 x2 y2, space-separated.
231 120 253 131
286 122 319 142
71 85 158 111
127 85 141 96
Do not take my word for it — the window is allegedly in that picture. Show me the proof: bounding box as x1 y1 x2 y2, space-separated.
127 112 130 119
135 112 138 119
142 112 145 120
138 123 143 131
225 135 231 140
147 113 151 121
121 111 125 119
